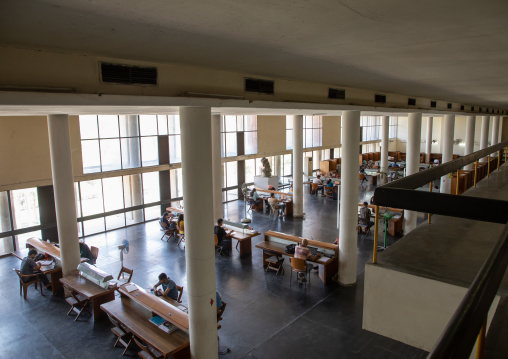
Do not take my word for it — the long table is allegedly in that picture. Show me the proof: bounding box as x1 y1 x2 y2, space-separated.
60 272 116 320
101 297 190 359
222 225 261 258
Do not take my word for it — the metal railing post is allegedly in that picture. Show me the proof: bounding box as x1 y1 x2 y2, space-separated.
373 205 379 263
474 161 478 188
456 170 460 195
487 154 491 177
428 183 432 223
498 150 501 170
475 319 486 359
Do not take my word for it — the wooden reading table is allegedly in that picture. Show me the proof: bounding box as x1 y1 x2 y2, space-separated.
255 188 293 216
222 225 261 258
255 231 338 284
59 272 116 320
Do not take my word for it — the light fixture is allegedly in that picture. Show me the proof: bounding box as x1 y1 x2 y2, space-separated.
432 140 438 144
453 139 463 145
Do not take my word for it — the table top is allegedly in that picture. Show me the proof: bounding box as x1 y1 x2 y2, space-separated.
101 297 189 357
26 238 61 260
118 283 189 332
60 272 116 299
255 241 334 265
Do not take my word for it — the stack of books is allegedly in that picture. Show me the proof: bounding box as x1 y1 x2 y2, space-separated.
149 315 178 334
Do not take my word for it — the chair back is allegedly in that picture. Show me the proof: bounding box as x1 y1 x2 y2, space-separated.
117 266 134 282
214 234 218 246
217 301 227 322
311 183 319 191
290 257 307 271
13 268 37 283
90 246 99 260
176 285 184 303
160 221 169 231
359 173 365 180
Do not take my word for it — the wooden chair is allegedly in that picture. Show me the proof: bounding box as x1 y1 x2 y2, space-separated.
325 186 334 198
159 222 175 242
13 268 42 299
269 203 282 219
214 234 228 256
311 183 319 195
107 313 133 355
90 246 99 261
117 267 134 283
133 337 163 359
264 251 285 275
176 285 184 303
289 257 309 288
64 286 91 321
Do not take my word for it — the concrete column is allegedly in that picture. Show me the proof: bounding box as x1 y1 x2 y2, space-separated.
480 116 490 162
179 107 218 358
380 116 389 184
491 116 500 149
291 115 304 217
404 113 422 234
464 115 476 170
47 115 80 275
425 117 433 164
440 114 455 194
211 114 223 222
338 110 360 286
274 155 282 177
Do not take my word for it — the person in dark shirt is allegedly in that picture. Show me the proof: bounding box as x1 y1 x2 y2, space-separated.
79 242 96 265
20 249 51 289
153 272 179 301
214 218 232 255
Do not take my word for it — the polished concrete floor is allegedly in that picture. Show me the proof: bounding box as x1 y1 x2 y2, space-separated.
0 181 428 359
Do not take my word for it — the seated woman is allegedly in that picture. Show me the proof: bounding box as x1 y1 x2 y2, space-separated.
248 188 262 211
176 214 184 236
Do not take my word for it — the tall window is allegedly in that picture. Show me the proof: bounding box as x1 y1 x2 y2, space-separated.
170 168 184 200
0 191 13 255
360 116 381 142
286 117 293 150
221 116 238 157
168 115 181 163
389 117 398 138
282 154 292 177
244 116 258 155
304 115 322 148
221 115 258 157
10 188 41 249
223 161 238 202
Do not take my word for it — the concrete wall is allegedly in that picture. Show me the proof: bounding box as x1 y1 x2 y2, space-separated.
363 264 499 356
257 115 286 154
322 116 341 147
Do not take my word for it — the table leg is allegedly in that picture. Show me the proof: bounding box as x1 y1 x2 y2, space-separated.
50 271 63 295
239 238 252 258
92 291 115 320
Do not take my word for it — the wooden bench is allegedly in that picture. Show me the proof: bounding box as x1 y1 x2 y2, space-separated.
358 204 404 237
255 231 338 284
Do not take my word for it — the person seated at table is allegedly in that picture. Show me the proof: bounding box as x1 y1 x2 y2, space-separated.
326 179 334 188
312 175 325 196
160 212 172 228
176 214 184 236
79 241 96 265
248 188 262 210
294 239 321 283
214 218 232 255
216 290 225 317
268 193 286 214
359 167 367 186
359 201 374 232
21 249 52 290
153 272 179 301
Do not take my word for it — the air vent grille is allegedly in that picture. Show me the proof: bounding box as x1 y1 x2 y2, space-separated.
447 103 452 109
460 105 464 110
101 63 157 85
471 106 475 111
245 78 274 94
375 94 386 103
479 107 483 112
408 98 416 106
430 101 437 108
328 88 345 99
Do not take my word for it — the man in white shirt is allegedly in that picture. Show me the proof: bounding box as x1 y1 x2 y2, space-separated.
312 175 325 196
294 239 321 282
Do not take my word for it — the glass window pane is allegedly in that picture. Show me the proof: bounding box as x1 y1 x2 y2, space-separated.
81 140 101 174
125 209 144 226
79 115 98 139
0 236 14 255
139 115 158 136
245 116 257 131
157 115 168 135
105 214 125 231
119 115 139 137
244 131 257 155
225 133 237 156
103 177 124 212
236 116 244 132
168 115 180 135
141 136 159 166
100 139 122 172
142 172 160 204
80 179 104 216
305 116 313 128
16 230 41 252
169 135 181 163
286 117 293 130
11 188 40 230
305 129 312 148
226 189 238 202
83 218 105 236
245 159 255 183
0 191 12 233
226 162 238 187
123 174 143 207
221 133 226 157
144 206 160 221
313 129 320 147
283 154 292 176
225 116 236 132
286 129 293 150
98 115 119 138
74 183 81 218
313 116 320 128
121 138 141 169
170 169 183 199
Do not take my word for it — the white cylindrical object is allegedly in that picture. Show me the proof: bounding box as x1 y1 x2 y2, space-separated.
404 113 422 234
491 116 500 148
179 107 218 358
380 116 389 184
480 116 490 162
464 115 476 170
291 115 304 217
425 117 433 164
211 114 223 222
47 114 81 275
338 110 360 286
440 114 455 194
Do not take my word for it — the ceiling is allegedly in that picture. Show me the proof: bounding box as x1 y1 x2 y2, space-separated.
1 0 508 110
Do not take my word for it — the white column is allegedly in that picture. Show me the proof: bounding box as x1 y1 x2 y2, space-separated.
338 110 360 286
404 113 422 234
425 117 433 164
274 155 282 177
47 115 80 275
480 116 490 162
464 115 476 170
380 116 389 184
440 114 455 194
211 114 223 222
179 107 218 358
491 116 500 149
291 115 304 217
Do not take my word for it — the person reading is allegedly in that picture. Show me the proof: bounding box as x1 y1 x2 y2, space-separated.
152 273 179 301
294 239 321 283
20 249 52 290
214 218 232 255
312 175 325 196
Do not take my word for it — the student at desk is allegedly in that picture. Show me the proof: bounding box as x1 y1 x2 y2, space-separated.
214 219 232 255
268 193 286 214
153 273 179 301
248 188 262 208
79 241 96 265
294 239 321 283
21 249 52 290
176 214 184 235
